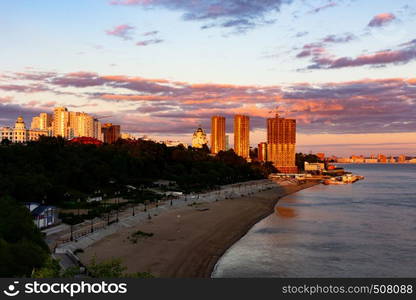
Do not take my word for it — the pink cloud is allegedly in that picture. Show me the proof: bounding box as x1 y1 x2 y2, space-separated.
106 24 135 40
5 70 416 135
368 13 396 27
298 38 416 69
309 48 416 69
0 96 13 104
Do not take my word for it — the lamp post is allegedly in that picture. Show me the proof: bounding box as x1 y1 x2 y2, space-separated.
70 216 74 241
132 199 135 216
107 200 110 226
77 198 80 217
115 191 120 223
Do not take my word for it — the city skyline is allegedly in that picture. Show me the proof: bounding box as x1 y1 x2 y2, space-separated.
1 110 413 163
1 0 416 156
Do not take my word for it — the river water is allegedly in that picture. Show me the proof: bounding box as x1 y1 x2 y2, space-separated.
212 164 416 277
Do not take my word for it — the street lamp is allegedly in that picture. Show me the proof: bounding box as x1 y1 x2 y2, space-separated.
77 198 81 216
70 216 74 241
115 191 120 223
107 200 110 226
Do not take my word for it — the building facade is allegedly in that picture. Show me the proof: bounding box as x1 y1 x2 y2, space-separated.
49 107 103 141
52 107 71 138
258 142 268 162
102 123 121 144
1 116 48 143
211 116 226 154
267 114 297 173
191 126 208 148
234 115 250 160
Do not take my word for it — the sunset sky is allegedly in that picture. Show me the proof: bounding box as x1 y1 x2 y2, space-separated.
1 0 415 156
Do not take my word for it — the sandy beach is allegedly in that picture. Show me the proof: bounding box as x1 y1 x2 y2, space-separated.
79 181 318 278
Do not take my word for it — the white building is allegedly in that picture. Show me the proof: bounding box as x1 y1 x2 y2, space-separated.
1 116 48 143
304 162 325 172
192 126 208 148
24 202 59 229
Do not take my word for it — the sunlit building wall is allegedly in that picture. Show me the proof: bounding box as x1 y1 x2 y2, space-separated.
234 115 250 160
211 116 226 154
267 113 297 173
258 142 268 162
102 123 121 144
52 107 70 138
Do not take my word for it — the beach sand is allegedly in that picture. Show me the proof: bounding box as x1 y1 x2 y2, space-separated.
79 181 318 278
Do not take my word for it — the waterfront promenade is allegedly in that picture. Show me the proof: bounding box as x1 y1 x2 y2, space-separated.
72 179 318 277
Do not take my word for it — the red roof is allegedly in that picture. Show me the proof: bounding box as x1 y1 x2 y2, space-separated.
69 137 103 145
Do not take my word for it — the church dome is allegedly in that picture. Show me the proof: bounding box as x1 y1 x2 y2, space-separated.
192 125 208 148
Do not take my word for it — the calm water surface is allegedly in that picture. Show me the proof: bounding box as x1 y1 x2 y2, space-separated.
212 164 416 277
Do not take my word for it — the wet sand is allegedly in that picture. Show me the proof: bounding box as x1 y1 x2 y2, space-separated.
79 181 318 278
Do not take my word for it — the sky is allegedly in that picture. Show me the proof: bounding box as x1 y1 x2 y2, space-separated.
0 0 415 156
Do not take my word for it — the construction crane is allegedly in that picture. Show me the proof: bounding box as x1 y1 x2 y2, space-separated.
268 105 285 118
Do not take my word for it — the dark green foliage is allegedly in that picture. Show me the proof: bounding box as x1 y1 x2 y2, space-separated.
296 153 321 171
85 257 155 278
128 230 154 243
0 137 273 205
0 196 49 277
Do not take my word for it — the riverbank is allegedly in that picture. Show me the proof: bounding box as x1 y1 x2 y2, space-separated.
78 180 318 278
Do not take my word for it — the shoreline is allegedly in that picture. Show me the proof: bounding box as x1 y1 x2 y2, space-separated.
78 180 319 278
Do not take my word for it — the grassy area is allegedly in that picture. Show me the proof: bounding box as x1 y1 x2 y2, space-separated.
127 230 154 244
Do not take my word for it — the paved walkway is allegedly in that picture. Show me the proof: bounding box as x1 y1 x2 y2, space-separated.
51 179 290 269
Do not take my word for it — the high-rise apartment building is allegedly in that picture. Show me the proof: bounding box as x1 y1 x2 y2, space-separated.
102 123 121 144
234 115 250 160
31 113 52 131
52 107 71 138
93 119 103 141
211 116 226 154
39 113 52 130
77 113 94 137
258 142 268 162
31 116 40 130
267 113 297 173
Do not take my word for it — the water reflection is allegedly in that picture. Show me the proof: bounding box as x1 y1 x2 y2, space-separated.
213 164 416 278
275 206 297 218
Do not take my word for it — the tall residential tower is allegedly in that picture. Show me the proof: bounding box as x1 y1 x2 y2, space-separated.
267 113 297 173
234 115 250 160
211 116 226 154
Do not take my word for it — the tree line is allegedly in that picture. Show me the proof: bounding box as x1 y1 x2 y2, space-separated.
0 137 276 206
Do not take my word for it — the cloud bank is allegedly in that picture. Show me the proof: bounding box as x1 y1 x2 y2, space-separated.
1 70 415 136
109 0 293 32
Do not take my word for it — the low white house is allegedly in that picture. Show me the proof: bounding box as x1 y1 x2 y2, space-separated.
24 202 59 229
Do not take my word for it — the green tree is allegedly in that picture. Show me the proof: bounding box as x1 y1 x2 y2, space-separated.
0 197 49 277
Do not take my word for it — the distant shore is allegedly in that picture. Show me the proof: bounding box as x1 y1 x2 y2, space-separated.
79 180 318 278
